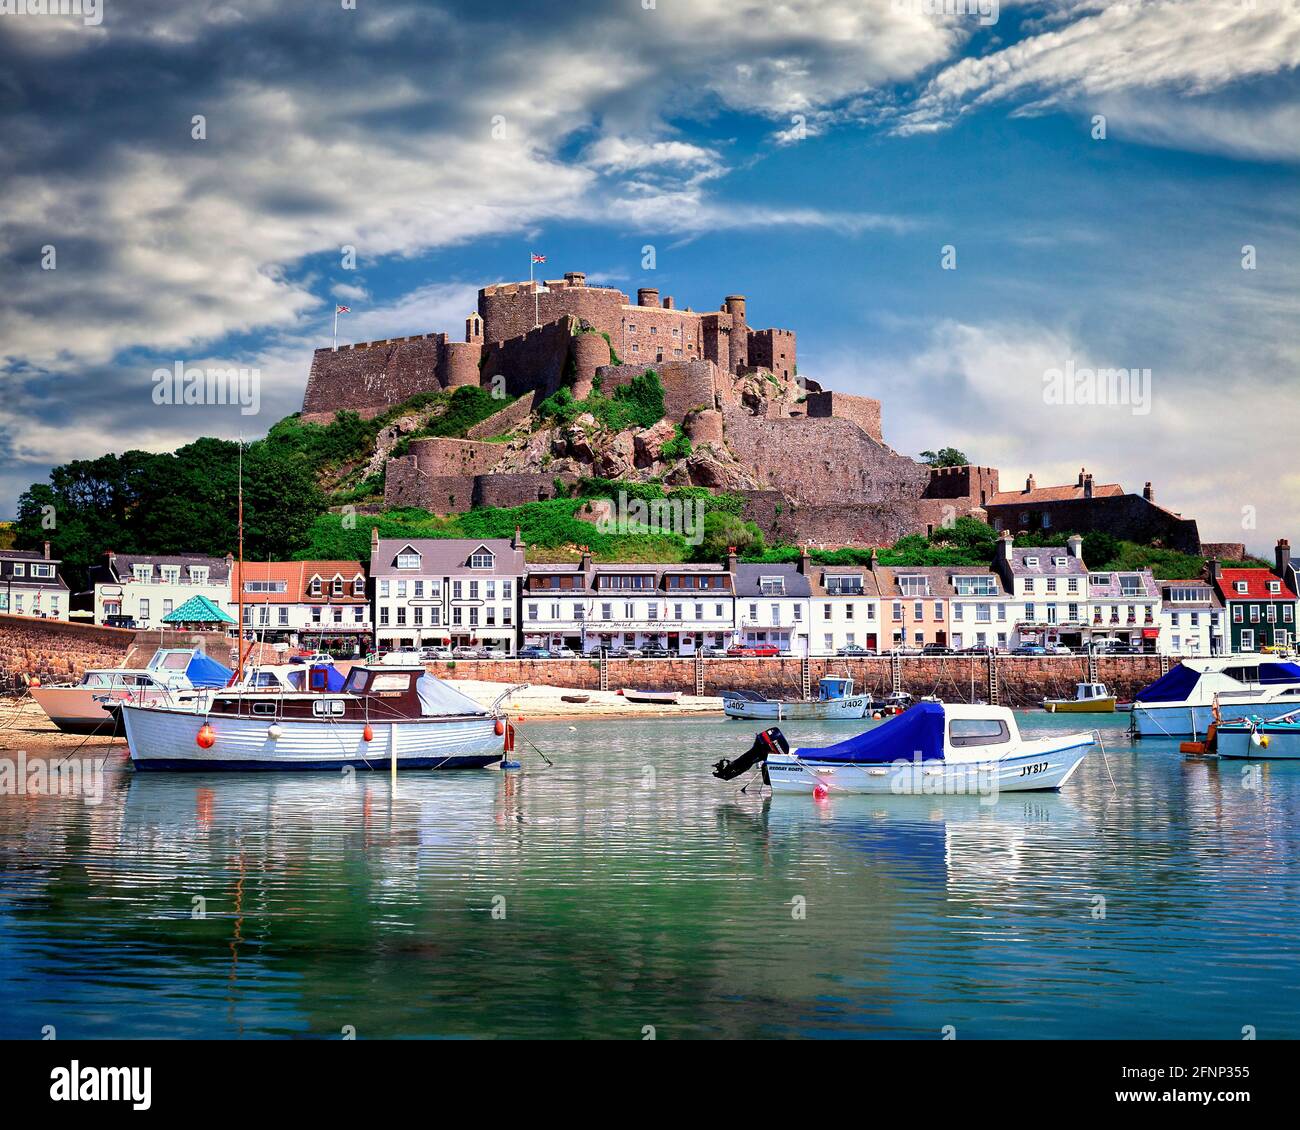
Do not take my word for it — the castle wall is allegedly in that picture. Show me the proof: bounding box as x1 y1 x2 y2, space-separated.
739 491 931 549
479 280 625 345
406 437 503 478
595 361 720 423
805 391 883 444
619 304 706 366
748 328 796 379
302 334 447 421
924 464 1000 507
480 320 575 400
464 393 538 440
722 412 928 507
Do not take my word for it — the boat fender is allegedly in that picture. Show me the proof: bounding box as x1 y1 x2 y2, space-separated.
504 723 516 754
363 724 374 742
196 723 216 749
494 718 505 736
267 724 283 740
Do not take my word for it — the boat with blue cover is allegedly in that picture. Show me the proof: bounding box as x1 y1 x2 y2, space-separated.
712 702 1093 796
722 676 868 721
1131 655 1300 738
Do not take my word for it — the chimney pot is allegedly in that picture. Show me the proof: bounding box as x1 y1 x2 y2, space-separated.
1143 481 1154 502
43 540 51 561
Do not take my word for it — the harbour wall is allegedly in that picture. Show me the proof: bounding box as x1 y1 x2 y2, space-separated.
425 655 1169 709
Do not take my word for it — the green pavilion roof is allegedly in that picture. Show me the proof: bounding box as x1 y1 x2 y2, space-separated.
161 594 235 624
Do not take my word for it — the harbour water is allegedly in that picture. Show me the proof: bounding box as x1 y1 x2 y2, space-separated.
2 712 1299 1039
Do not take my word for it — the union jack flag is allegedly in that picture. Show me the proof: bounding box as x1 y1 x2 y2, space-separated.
336 305 351 314
531 254 546 264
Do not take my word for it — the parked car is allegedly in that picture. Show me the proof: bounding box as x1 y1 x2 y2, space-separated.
420 646 453 661
640 644 673 658
549 644 576 658
482 646 510 659
702 647 729 658
518 646 552 659
727 644 780 657
921 643 955 656
1012 644 1048 656
836 644 876 656
959 645 995 655
605 646 643 658
104 615 138 629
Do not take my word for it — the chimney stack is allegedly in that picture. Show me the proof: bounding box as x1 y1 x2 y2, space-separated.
797 547 812 575
370 526 379 554
42 540 51 561
1208 558 1223 583
725 545 738 574
512 525 525 551
1025 474 1036 493
1077 467 1087 487
580 546 592 572
869 547 879 571
1067 534 1083 559
1275 537 1291 579
662 296 674 310
1083 473 1094 500
1143 481 1154 502
996 530 1014 565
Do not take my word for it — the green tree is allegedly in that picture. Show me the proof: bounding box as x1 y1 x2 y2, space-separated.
919 447 970 467
697 511 765 561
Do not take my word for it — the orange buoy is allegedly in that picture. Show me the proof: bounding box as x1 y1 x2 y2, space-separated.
494 719 505 736
196 723 216 749
362 724 374 742
30 677 41 688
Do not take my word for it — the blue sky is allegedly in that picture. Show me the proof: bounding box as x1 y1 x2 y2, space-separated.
2 0 1298 550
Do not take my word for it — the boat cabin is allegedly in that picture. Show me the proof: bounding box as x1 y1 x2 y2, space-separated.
1073 682 1110 702
208 665 489 722
817 677 855 701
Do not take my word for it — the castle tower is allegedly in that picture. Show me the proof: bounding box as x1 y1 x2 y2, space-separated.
638 287 660 308
725 295 748 371
465 313 483 343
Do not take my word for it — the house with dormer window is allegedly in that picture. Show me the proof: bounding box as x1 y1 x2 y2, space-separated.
90 551 231 628
370 528 525 653
1209 540 1298 654
0 542 70 620
992 532 1091 649
228 560 370 654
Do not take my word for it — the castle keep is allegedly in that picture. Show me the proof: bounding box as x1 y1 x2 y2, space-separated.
300 270 1201 551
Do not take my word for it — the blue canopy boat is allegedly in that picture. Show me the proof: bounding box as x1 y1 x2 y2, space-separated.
713 701 1093 796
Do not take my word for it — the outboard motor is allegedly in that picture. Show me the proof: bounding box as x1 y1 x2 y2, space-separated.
713 727 789 782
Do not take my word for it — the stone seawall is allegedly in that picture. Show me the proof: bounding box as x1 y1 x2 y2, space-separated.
0 616 242 685
424 654 1168 709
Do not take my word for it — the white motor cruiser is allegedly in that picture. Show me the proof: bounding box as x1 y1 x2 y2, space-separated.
1131 655 1300 738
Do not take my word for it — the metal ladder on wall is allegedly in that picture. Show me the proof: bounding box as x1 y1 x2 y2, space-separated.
800 656 811 700
1087 649 1100 685
891 651 903 694
695 652 705 698
599 650 609 693
1159 653 1170 677
987 654 999 706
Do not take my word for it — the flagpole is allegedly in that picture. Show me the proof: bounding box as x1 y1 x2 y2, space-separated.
333 307 338 351
531 254 539 329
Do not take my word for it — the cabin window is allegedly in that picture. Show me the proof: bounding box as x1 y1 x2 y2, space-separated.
312 699 346 717
347 669 370 692
949 718 1011 747
252 701 277 715
370 673 412 692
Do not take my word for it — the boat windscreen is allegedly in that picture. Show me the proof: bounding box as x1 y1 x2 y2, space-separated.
1259 662 1300 684
1133 664 1200 703
794 701 946 763
415 674 488 717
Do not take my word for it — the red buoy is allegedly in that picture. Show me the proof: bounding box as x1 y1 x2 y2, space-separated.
362 724 374 742
813 783 829 800
494 719 505 736
196 723 216 749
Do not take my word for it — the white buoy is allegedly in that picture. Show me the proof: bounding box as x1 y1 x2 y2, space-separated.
267 724 283 740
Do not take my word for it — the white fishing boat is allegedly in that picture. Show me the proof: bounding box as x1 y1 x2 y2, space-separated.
1216 709 1300 760
28 647 232 735
1131 655 1300 738
713 702 1092 796
722 676 868 721
119 664 507 771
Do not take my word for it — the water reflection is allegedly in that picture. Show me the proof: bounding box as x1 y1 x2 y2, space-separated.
1 716 1299 1038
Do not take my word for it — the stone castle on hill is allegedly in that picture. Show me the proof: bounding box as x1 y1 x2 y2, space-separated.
300 270 1204 552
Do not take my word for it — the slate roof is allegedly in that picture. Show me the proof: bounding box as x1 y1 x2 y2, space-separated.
1005 548 1088 576
1087 570 1159 600
107 553 231 583
371 539 524 578
734 563 810 598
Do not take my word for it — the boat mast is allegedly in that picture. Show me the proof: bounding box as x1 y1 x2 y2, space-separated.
234 441 246 685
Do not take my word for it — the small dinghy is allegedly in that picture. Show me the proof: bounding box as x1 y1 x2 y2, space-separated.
621 689 680 705
712 702 1093 796
722 677 867 721
560 694 590 704
1217 709 1300 759
1044 682 1116 713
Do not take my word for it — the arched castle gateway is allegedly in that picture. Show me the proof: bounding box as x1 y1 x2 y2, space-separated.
299 271 1200 551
